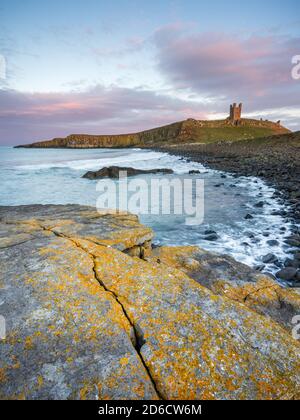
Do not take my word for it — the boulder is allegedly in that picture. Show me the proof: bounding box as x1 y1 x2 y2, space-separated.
262 253 278 264
82 166 174 180
276 267 298 281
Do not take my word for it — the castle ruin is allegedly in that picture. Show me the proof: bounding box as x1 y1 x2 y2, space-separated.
229 103 242 124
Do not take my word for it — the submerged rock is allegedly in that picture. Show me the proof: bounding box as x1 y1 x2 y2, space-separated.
0 205 299 400
244 213 254 220
82 166 174 180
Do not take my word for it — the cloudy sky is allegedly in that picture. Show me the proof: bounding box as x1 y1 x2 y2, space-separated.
0 0 299 145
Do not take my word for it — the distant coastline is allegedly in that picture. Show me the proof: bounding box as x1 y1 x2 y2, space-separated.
15 116 289 149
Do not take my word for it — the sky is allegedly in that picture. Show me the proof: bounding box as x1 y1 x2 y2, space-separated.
0 0 299 145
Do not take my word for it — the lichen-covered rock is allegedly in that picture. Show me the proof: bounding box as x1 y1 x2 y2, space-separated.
0 207 157 400
0 204 153 252
148 246 300 332
0 206 299 400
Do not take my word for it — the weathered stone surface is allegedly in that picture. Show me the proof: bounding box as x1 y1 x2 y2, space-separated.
82 166 173 180
0 206 157 400
148 246 300 332
0 204 153 252
0 206 299 400
89 244 300 400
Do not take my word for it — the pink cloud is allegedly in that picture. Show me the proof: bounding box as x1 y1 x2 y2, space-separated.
153 26 300 103
0 85 213 145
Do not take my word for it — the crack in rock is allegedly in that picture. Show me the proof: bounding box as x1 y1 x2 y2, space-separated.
37 222 163 399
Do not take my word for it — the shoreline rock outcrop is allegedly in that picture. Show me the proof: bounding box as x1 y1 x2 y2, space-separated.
82 166 174 180
156 130 300 284
0 205 299 400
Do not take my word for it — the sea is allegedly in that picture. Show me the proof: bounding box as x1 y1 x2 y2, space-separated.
0 146 295 276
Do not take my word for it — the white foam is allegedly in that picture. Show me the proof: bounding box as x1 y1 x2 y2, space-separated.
18 149 206 174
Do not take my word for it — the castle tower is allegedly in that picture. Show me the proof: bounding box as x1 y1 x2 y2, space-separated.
229 103 242 124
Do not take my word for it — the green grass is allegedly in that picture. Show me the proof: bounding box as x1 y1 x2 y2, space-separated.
189 126 282 144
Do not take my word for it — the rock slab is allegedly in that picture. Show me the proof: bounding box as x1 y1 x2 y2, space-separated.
0 205 299 400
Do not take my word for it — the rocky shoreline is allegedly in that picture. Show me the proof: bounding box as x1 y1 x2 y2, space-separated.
0 204 299 399
154 131 300 285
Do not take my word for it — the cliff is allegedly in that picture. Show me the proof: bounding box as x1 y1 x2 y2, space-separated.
15 118 290 149
0 205 299 400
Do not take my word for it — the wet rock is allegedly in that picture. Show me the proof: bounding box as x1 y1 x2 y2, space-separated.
284 258 300 269
254 201 265 208
267 240 279 246
204 233 219 241
83 166 174 180
262 253 278 264
276 267 298 281
255 264 266 272
244 214 254 220
204 229 217 235
285 238 300 247
189 170 200 174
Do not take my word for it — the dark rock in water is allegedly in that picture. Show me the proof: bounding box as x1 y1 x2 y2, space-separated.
267 240 279 246
221 174 227 178
274 260 283 268
83 166 174 180
284 258 300 269
276 267 298 281
254 201 264 208
284 258 294 267
262 253 278 264
254 264 265 272
271 210 284 216
204 233 219 241
204 229 217 235
244 214 254 220
214 183 224 188
285 238 300 247
189 170 201 174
